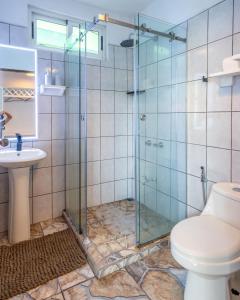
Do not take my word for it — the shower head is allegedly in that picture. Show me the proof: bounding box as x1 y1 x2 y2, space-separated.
120 38 134 48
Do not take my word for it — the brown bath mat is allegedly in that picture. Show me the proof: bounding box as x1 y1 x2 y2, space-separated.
0 228 86 300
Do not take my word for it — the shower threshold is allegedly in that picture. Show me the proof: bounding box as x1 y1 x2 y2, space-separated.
64 200 173 278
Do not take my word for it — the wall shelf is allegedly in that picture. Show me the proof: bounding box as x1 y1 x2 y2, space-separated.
2 88 34 102
208 54 240 87
40 85 66 96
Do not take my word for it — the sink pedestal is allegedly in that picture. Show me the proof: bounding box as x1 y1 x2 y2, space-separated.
8 167 30 243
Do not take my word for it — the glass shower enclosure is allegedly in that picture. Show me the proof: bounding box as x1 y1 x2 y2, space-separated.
65 22 87 236
64 14 188 246
135 14 188 244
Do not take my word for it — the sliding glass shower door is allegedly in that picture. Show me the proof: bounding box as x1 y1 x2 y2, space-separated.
136 14 187 244
65 22 87 235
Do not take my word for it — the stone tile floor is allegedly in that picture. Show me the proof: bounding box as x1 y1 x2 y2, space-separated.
0 216 186 300
78 200 175 278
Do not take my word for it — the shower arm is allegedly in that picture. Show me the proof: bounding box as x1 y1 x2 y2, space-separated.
94 14 187 43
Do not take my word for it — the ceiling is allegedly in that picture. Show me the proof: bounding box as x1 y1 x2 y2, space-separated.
74 0 155 16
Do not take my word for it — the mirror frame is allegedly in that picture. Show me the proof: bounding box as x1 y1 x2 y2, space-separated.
0 43 38 140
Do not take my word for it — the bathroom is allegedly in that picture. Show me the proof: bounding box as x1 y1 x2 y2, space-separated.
0 0 240 299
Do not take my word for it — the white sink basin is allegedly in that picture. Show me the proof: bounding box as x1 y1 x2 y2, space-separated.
0 148 47 168
0 148 47 243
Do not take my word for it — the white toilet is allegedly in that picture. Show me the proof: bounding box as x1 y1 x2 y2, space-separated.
171 182 240 300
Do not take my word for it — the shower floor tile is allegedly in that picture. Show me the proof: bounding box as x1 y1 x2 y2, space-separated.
71 200 175 278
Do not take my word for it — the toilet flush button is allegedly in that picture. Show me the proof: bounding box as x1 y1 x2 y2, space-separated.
232 187 240 192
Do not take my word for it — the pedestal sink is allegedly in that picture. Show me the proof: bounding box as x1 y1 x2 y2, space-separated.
0 148 47 243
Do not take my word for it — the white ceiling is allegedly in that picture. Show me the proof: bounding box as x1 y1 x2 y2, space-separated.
74 0 155 16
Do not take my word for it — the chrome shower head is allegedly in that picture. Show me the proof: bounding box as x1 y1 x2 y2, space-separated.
120 38 134 48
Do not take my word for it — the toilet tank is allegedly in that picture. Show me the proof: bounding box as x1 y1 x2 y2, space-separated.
202 182 240 230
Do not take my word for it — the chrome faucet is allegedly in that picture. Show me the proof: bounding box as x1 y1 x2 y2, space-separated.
0 112 10 147
16 133 22 151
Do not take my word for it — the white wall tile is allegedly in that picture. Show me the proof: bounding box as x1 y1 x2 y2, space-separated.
233 33 240 54
115 114 128 136
187 175 205 210
187 144 206 177
0 22 9 44
52 166 65 192
232 150 240 182
38 96 51 114
52 114 65 140
188 46 207 81
101 159 114 183
207 147 231 181
158 58 171 86
33 194 52 223
10 25 28 47
115 92 128 113
207 112 231 148
101 91 114 113
188 113 206 145
207 80 232 111
158 86 171 113
115 136 128 158
53 191 65 218
33 141 52 168
115 180 128 200
208 0 233 42
232 76 240 110
188 11 208 50
87 161 100 185
87 184 101 207
172 53 187 84
115 69 128 91
87 137 100 161
115 158 128 180
187 80 207 112
87 90 100 113
101 137 114 160
115 46 127 69
172 83 187 112
87 114 100 137
102 44 114 68
52 140 65 166
101 182 114 204
101 114 114 136
101 67 114 90
33 167 52 196
234 0 240 33
232 112 240 150
208 36 232 74
86 65 100 90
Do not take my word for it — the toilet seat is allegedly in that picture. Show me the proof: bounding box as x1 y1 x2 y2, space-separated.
171 215 240 276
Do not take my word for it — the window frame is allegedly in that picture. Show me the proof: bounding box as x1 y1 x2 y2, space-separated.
29 7 105 60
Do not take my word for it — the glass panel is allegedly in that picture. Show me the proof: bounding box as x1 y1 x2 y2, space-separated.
135 14 187 245
72 27 99 54
36 19 66 49
65 22 87 235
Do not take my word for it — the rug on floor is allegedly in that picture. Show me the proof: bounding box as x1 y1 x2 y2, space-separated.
0 228 86 300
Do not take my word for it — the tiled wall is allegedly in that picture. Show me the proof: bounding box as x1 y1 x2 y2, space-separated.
137 0 240 220
186 0 240 215
0 22 66 232
85 45 134 207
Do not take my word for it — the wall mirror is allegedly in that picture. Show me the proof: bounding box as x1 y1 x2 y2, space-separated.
0 44 37 139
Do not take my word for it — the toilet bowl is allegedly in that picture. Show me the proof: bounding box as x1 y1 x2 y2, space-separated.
170 182 240 300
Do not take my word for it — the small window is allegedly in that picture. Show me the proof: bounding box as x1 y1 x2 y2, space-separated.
31 11 104 59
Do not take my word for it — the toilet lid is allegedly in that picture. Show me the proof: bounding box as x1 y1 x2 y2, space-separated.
171 215 240 262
